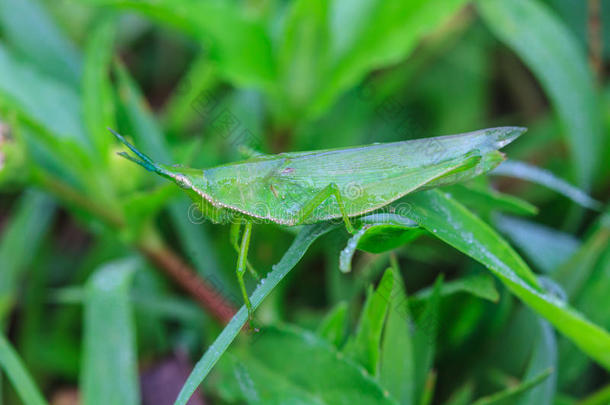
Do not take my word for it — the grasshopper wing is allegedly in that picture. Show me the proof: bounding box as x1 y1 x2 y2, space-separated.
198 127 524 224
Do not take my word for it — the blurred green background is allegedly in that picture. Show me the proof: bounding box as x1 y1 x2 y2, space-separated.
0 0 609 404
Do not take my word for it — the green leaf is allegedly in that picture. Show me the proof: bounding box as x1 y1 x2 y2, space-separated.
572 239 610 331
81 0 275 88
491 161 602 210
0 332 48 405
357 214 421 253
345 269 393 374
307 0 470 117
443 383 474 405
317 301 349 347
339 214 420 272
553 216 610 299
174 1 275 87
479 0 603 188
579 384 610 405
403 190 610 371
0 46 88 147
0 0 81 88
114 63 173 162
471 368 553 405
517 319 557 405
174 223 337 405
412 277 442 404
276 0 330 116
495 215 581 274
224 325 399 405
82 15 116 159
380 267 415 405
557 218 610 384
121 185 178 237
411 273 499 303
161 52 218 133
405 190 540 288
0 190 55 321
358 226 423 254
445 183 538 217
81 258 140 405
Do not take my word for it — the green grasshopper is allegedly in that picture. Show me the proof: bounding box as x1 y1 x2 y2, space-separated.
111 126 524 317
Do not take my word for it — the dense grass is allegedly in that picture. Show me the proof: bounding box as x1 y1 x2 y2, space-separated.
0 0 609 404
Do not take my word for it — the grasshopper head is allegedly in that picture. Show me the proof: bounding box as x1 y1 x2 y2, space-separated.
157 164 209 192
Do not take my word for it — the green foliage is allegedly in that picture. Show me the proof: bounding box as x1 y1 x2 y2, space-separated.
379 267 414 405
0 0 81 87
0 333 48 405
405 191 610 370
175 223 337 405
479 0 603 188
0 0 608 404
0 191 55 321
471 368 552 405
81 259 140 405
219 326 398 405
344 270 394 374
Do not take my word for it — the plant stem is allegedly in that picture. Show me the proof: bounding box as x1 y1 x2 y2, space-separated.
589 0 603 82
138 241 237 324
37 172 236 323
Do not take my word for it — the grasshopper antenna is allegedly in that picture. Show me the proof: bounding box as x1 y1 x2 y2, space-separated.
108 128 169 176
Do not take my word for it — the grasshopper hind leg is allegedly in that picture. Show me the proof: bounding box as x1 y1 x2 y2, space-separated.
295 183 356 234
234 221 255 323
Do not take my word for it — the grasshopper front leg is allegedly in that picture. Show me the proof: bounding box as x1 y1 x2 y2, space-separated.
296 183 356 234
235 221 254 320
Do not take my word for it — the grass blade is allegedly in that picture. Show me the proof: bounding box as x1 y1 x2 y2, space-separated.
406 190 540 289
492 160 602 210
479 0 603 188
0 0 81 87
82 15 116 159
443 383 474 405
0 190 55 321
445 184 538 217
404 190 610 370
517 318 557 405
413 277 442 405
161 52 218 133
0 333 48 405
553 216 610 299
495 215 581 274
557 220 610 384
379 267 414 405
411 273 499 303
345 269 393 375
0 46 88 147
81 258 140 405
472 368 553 405
316 301 349 347
579 384 610 405
174 223 337 405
